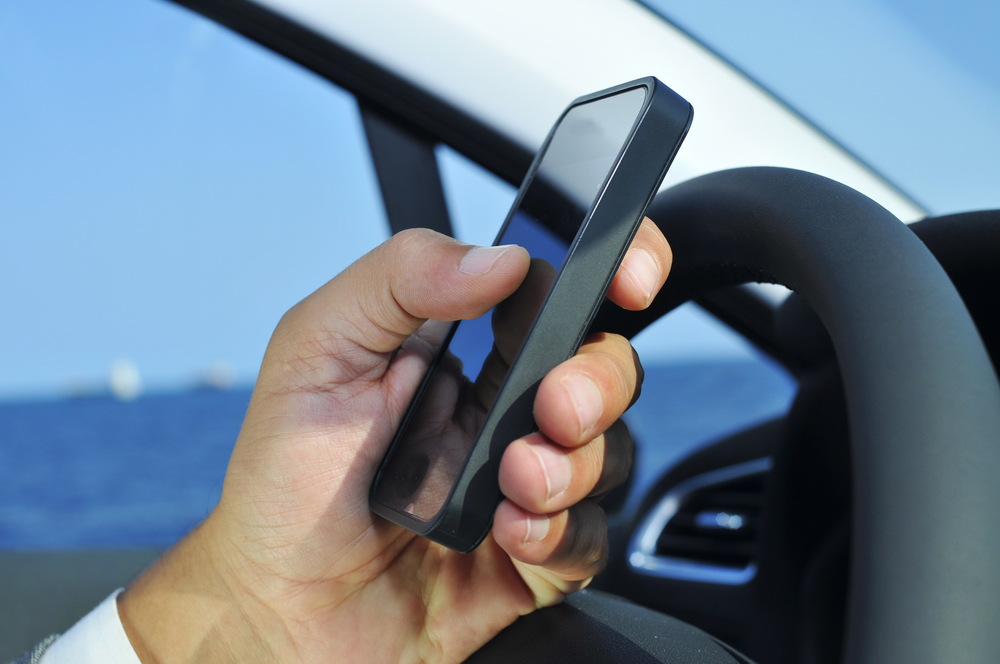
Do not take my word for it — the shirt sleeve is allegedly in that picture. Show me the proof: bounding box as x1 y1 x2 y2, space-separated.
39 590 142 664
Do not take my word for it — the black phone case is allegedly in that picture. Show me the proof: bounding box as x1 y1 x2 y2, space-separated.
370 77 693 552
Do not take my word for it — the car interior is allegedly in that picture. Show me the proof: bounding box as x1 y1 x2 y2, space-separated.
3 1 999 663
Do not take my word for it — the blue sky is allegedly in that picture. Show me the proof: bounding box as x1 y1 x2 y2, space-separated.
2 0 995 399
644 0 1000 214
0 0 390 397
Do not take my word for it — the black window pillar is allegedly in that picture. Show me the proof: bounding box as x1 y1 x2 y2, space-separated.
360 102 454 238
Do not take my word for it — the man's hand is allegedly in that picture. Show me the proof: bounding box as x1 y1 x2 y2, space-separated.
118 219 671 663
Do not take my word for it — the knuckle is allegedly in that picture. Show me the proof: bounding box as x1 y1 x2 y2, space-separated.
550 501 609 577
632 346 644 384
385 228 448 268
391 226 437 245
573 341 636 395
591 419 633 495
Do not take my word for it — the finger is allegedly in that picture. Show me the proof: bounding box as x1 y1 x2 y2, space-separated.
533 332 641 448
498 419 632 514
629 344 645 408
606 217 672 311
284 229 530 355
493 499 608 582
588 419 634 499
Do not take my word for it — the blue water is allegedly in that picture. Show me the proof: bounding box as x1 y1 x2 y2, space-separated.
0 389 251 549
0 360 796 550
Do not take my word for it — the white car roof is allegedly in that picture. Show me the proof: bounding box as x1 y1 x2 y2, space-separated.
254 0 925 223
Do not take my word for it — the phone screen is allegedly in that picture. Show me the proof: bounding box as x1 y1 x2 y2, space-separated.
373 87 647 523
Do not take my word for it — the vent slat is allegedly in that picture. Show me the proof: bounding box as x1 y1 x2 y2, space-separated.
656 534 756 568
653 469 768 570
681 491 763 509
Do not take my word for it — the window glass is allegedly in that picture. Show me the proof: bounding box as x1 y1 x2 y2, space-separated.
0 0 388 547
626 306 796 481
641 0 1000 215
437 145 517 247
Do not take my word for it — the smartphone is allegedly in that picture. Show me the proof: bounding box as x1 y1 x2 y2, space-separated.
369 77 693 552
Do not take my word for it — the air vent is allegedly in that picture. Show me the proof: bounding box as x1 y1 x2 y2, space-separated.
628 457 771 585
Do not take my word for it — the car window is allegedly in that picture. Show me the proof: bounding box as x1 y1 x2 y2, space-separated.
2 0 797 551
0 0 388 547
641 0 1000 215
437 145 518 248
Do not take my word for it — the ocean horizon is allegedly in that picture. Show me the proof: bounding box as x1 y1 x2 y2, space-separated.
0 358 795 550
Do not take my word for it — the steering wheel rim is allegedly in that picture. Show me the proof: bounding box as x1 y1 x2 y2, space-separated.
596 167 1000 663
471 167 1000 663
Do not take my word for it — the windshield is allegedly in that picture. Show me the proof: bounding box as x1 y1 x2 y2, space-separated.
641 0 1000 216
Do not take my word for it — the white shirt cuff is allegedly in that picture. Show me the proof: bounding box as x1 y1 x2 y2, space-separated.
40 589 142 664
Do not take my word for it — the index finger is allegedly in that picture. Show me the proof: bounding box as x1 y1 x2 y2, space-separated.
607 217 672 311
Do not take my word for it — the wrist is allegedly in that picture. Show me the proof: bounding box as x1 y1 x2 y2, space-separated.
118 514 290 663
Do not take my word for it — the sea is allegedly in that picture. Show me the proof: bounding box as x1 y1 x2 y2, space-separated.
0 359 795 550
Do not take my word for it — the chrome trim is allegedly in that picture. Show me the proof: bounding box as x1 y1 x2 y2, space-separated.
627 457 772 585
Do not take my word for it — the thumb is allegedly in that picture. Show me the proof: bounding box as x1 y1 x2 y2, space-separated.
278 228 530 356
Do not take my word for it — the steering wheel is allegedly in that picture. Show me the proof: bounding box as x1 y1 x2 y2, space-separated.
469 167 1000 664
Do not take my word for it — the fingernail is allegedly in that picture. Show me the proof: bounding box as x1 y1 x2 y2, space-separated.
523 514 550 543
561 373 604 437
622 248 659 303
459 245 514 276
528 442 573 501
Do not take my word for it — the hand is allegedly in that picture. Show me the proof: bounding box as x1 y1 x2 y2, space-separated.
375 256 562 522
118 219 672 663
